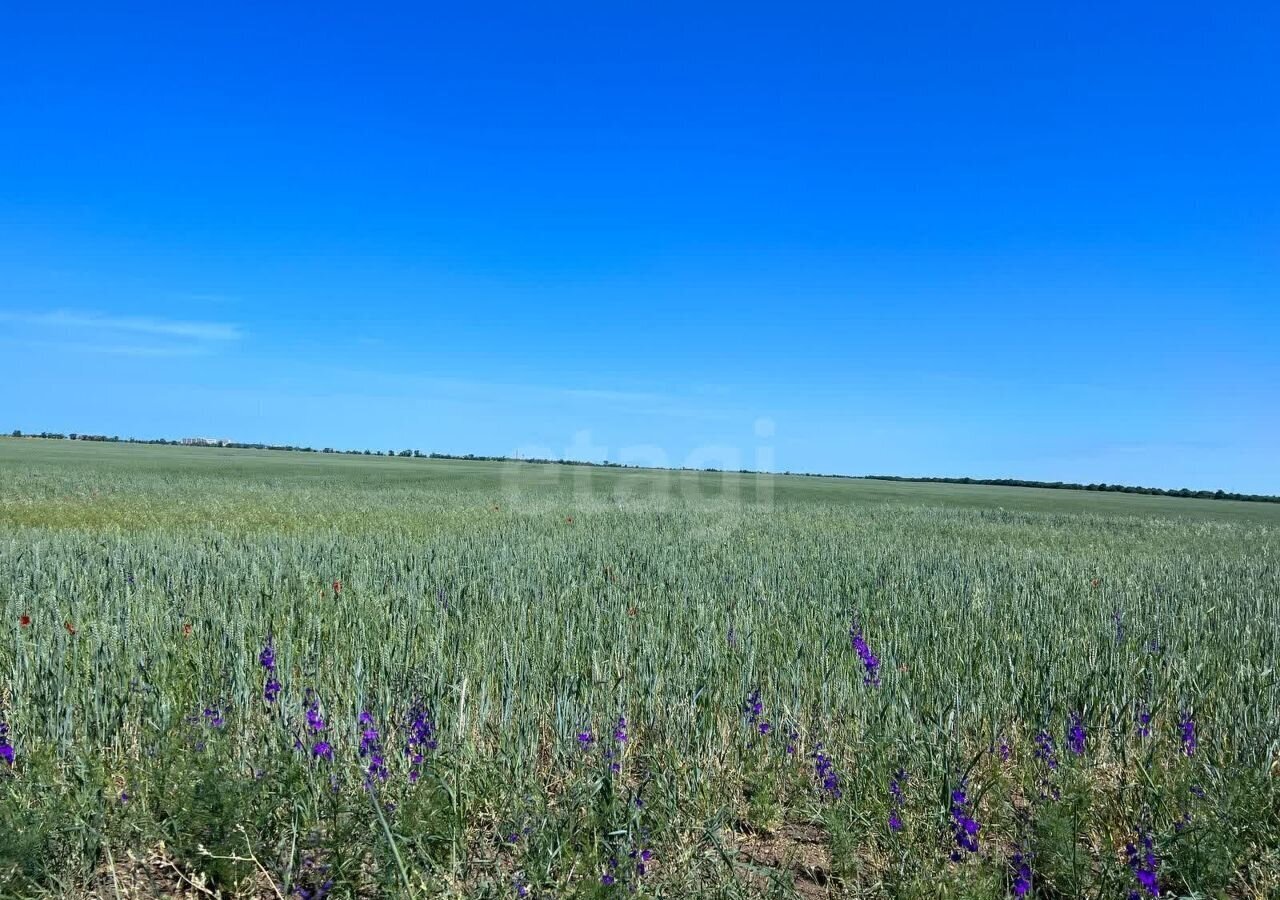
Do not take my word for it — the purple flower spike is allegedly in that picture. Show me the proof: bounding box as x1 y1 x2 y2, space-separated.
1012 851 1032 896
949 783 980 856
258 639 276 672
1126 831 1160 897
1180 712 1197 757
812 744 842 799
744 689 771 735
405 702 438 782
849 622 881 686
1034 730 1059 770
888 768 907 830
358 710 389 783
1067 712 1087 755
304 691 326 733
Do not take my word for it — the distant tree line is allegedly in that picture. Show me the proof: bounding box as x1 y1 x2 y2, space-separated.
859 474 1279 504
5 429 1276 504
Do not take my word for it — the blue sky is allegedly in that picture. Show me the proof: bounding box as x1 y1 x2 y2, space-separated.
2 2 1277 492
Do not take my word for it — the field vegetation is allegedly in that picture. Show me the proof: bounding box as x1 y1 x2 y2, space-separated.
1 438 1277 898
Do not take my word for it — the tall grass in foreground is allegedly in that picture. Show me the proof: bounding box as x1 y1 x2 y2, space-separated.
0 458 1278 897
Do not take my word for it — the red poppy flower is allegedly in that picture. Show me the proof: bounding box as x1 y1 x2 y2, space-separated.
333 580 342 594
183 623 193 637
19 614 31 627
65 620 77 635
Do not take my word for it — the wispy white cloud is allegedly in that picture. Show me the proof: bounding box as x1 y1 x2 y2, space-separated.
0 310 242 341
4 338 213 358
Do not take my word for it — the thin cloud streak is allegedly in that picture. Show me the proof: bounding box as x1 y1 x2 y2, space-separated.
1 338 212 358
0 310 242 341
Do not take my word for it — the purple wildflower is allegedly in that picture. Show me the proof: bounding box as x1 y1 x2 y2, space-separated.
629 846 653 877
744 689 771 735
293 857 334 900
1067 712 1087 755
812 744 842 799
576 730 593 748
1126 830 1160 897
1137 708 1152 738
613 716 628 743
358 710 389 783
889 769 907 802
888 767 907 829
1179 712 1197 757
997 738 1011 762
1012 850 1033 896
949 783 980 858
259 640 281 701
202 707 225 729
259 639 276 671
0 720 13 766
849 622 881 686
311 740 333 761
405 703 438 782
513 875 529 898
600 853 620 886
1034 730 1059 770
304 691 326 733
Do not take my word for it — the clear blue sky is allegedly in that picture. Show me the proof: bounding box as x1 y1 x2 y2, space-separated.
2 2 1277 492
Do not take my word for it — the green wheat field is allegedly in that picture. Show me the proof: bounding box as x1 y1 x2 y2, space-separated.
1 438 1277 899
